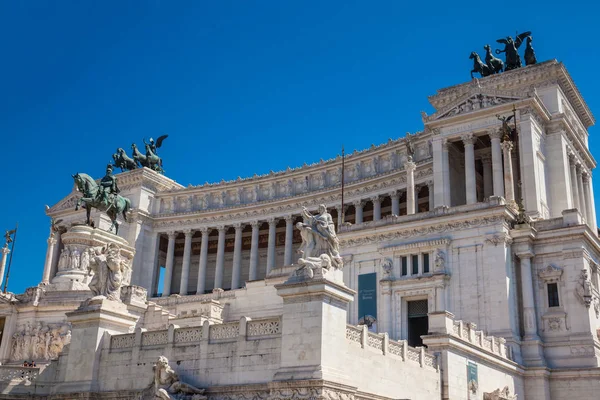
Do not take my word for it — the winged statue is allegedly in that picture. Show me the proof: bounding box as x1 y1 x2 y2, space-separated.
147 134 168 155
495 31 531 71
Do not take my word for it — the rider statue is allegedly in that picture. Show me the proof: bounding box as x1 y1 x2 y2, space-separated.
98 164 120 210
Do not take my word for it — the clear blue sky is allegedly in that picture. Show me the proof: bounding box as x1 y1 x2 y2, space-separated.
1 1 598 294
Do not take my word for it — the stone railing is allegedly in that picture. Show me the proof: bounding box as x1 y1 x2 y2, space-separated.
345 324 437 371
109 316 282 352
0 366 39 382
450 319 512 361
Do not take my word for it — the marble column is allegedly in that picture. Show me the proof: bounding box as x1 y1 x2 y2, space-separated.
519 253 539 340
336 206 343 229
501 141 515 203
442 140 451 206
42 234 57 284
569 155 580 210
390 192 400 216
266 218 277 275
249 221 259 281
162 231 176 297
283 216 294 266
406 159 416 215
214 226 226 290
354 200 364 224
231 223 243 289
462 133 477 204
482 153 493 199
179 230 193 295
583 173 593 226
490 130 505 198
576 164 587 220
372 196 382 221
427 181 434 211
196 228 209 294
0 246 9 289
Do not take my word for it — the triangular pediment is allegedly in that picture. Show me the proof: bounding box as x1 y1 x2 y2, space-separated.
424 89 524 122
47 191 82 215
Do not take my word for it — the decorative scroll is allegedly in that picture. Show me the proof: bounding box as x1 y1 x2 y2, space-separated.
142 331 168 347
345 325 362 344
111 333 135 350
209 323 239 340
0 366 39 382
174 327 202 344
247 319 281 337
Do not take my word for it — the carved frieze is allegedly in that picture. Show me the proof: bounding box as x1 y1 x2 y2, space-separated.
11 321 71 361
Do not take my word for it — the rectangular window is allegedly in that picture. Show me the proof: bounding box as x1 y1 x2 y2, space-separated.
547 283 560 307
412 255 419 275
401 257 407 276
423 253 430 273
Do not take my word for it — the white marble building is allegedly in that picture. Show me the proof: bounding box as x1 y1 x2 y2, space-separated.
0 59 598 399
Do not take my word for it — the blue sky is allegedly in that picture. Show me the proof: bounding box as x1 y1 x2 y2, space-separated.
1 1 598 293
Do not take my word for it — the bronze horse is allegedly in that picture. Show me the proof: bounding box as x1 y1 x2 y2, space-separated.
72 173 131 234
112 148 137 171
484 44 503 74
470 52 492 78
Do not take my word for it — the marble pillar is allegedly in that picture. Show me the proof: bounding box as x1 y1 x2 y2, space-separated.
266 218 277 275
231 223 243 289
196 228 209 294
0 246 9 289
390 192 400 216
576 164 587 220
406 160 416 215
435 284 446 312
442 140 451 206
336 206 343 229
569 155 580 210
462 133 477 204
162 231 176 297
354 200 364 224
283 216 294 266
501 141 515 203
482 153 493 199
427 181 434 211
214 226 226 290
490 130 505 198
42 234 57 284
519 253 539 340
372 196 382 221
179 230 192 295
583 173 593 225
249 221 259 281
584 173 597 233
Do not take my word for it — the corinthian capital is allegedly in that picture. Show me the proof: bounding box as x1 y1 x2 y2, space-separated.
461 133 475 146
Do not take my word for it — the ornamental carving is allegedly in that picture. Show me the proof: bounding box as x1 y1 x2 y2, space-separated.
483 386 516 400
11 321 71 361
574 269 594 308
247 319 281 336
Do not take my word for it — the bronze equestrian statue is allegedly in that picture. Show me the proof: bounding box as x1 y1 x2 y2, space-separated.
470 52 492 78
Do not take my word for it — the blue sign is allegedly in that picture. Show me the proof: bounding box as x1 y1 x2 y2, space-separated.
358 273 377 331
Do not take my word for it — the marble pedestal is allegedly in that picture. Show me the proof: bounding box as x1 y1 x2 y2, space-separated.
274 267 355 383
54 296 138 394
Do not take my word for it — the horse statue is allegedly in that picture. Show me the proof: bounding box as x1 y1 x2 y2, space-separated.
470 52 492 78
496 31 531 71
484 44 503 74
112 148 137 172
72 173 131 234
143 139 164 173
131 143 149 168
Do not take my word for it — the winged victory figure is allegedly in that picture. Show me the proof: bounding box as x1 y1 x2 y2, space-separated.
148 134 168 155
495 31 531 71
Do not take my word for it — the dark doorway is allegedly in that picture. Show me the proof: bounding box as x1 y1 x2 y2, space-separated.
407 299 428 347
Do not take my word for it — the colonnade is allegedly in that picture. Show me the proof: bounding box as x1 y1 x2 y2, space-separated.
157 180 433 297
569 154 596 230
437 130 515 207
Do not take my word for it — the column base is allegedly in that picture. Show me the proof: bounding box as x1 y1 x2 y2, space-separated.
521 337 545 367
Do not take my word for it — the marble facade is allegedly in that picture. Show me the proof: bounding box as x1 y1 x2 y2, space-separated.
0 60 598 399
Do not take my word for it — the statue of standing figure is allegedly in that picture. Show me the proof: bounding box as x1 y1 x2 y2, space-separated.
295 205 343 277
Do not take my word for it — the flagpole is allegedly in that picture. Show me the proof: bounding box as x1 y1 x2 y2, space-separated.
340 146 345 226
3 223 17 294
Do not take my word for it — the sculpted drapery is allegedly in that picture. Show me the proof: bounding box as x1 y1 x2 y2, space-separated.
297 204 343 270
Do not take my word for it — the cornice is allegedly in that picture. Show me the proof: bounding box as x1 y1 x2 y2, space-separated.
160 133 434 194
152 161 434 228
